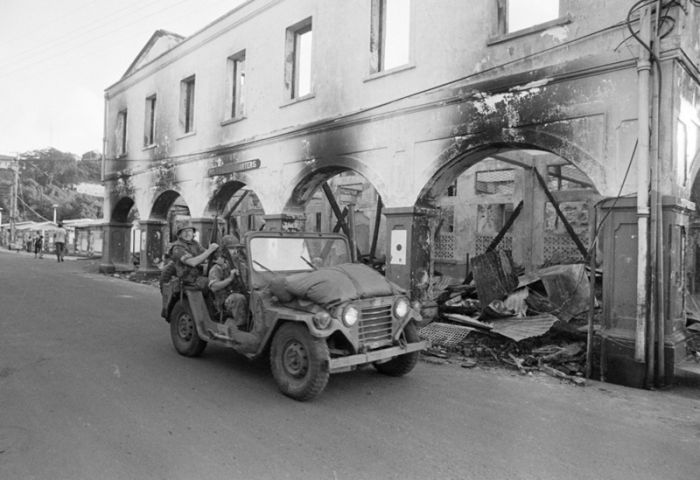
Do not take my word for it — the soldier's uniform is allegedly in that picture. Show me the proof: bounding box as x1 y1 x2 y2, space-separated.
208 261 248 325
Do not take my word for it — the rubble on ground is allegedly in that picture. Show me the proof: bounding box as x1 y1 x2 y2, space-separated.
419 249 600 385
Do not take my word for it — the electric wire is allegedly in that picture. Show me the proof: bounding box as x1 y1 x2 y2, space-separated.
0 0 236 79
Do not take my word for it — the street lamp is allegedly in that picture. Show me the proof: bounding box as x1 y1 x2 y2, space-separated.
52 204 58 224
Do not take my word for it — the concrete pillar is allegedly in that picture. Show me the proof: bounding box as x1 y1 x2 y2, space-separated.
189 217 216 248
137 219 168 274
383 206 438 302
99 222 132 273
599 195 693 387
512 161 547 271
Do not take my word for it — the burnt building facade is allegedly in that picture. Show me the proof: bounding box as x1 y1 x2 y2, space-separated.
102 0 700 387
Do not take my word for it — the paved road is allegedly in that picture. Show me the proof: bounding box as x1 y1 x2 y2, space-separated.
1 250 699 480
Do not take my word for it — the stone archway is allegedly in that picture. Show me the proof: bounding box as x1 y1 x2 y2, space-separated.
205 180 266 242
285 165 389 268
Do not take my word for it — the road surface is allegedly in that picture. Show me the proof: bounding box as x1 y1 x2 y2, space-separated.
1 250 699 479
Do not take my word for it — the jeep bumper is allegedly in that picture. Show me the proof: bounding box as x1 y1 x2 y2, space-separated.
328 341 427 373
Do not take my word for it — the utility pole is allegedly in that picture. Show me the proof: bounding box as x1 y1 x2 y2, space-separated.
10 156 19 246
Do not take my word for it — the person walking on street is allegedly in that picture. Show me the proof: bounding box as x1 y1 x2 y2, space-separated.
34 234 43 258
54 222 67 262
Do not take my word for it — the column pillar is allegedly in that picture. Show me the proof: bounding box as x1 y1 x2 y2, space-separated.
189 217 216 248
383 206 438 302
99 222 133 273
512 161 546 271
137 219 168 274
599 195 693 387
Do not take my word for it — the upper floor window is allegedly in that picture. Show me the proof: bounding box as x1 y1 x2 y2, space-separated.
503 0 559 33
227 51 246 119
180 76 196 133
144 95 156 146
285 18 313 99
371 0 410 73
116 109 127 156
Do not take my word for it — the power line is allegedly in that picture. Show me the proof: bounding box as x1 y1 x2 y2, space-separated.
0 0 236 79
0 0 187 77
0 0 172 65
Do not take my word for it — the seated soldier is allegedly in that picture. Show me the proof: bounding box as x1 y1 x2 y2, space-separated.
208 247 248 327
169 220 219 289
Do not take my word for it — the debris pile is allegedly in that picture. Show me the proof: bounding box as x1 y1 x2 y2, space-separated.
420 249 599 385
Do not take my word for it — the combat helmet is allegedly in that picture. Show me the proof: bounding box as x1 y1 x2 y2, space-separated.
174 219 196 236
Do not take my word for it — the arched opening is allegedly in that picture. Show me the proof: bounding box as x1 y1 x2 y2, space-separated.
419 147 602 278
416 146 603 354
288 166 387 271
206 181 265 243
151 190 191 242
687 173 700 295
110 197 141 268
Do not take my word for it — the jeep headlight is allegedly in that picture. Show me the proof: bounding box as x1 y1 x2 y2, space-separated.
342 305 360 327
393 297 410 320
312 311 332 330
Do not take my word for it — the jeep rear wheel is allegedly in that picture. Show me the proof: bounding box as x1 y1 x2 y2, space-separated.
374 321 420 376
170 301 207 357
270 323 330 401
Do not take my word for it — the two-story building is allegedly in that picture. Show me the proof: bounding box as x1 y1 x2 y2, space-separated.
101 0 700 388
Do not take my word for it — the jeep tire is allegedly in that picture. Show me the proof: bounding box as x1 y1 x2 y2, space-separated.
270 323 330 401
373 321 420 376
170 300 207 357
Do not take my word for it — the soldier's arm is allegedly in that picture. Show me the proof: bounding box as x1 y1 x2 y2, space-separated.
181 243 219 267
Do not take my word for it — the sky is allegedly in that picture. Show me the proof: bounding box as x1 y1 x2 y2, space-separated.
0 0 246 156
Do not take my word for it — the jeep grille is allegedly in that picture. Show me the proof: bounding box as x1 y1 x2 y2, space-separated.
358 304 393 347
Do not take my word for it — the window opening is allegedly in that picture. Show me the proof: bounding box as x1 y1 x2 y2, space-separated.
116 110 127 156
144 95 156 146
371 0 410 72
506 0 558 33
181 76 196 133
228 52 246 119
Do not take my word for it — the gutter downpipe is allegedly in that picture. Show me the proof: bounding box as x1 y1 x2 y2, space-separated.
635 6 652 367
652 0 665 387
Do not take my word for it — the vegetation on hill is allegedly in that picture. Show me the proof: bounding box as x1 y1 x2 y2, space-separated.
0 148 103 223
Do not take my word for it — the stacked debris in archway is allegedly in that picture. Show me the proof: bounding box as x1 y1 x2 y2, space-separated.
420 248 601 383
419 160 605 381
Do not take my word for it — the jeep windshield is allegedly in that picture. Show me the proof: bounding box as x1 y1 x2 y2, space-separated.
249 236 351 272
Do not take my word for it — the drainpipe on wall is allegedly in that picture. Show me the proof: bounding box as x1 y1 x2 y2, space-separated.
652 0 665 386
635 6 652 364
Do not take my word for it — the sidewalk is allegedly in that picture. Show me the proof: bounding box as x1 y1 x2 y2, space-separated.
0 246 79 261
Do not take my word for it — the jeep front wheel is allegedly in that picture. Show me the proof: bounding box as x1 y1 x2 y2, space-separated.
170 301 207 357
270 323 330 401
374 321 420 376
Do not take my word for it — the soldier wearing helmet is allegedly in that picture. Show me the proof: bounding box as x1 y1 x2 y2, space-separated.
168 220 219 287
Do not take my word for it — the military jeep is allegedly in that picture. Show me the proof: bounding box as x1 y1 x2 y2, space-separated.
161 230 425 401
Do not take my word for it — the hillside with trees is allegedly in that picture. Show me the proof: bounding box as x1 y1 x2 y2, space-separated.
0 148 103 223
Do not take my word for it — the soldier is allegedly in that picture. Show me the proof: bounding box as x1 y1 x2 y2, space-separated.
169 220 219 289
207 246 248 327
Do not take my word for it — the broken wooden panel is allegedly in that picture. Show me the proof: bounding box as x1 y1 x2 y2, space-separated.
536 264 591 321
489 313 559 342
470 250 518 308
443 313 493 330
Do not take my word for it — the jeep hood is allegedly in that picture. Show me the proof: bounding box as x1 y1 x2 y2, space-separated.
271 263 404 308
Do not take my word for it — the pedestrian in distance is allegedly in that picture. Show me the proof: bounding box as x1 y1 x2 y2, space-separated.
34 234 43 258
54 222 67 262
